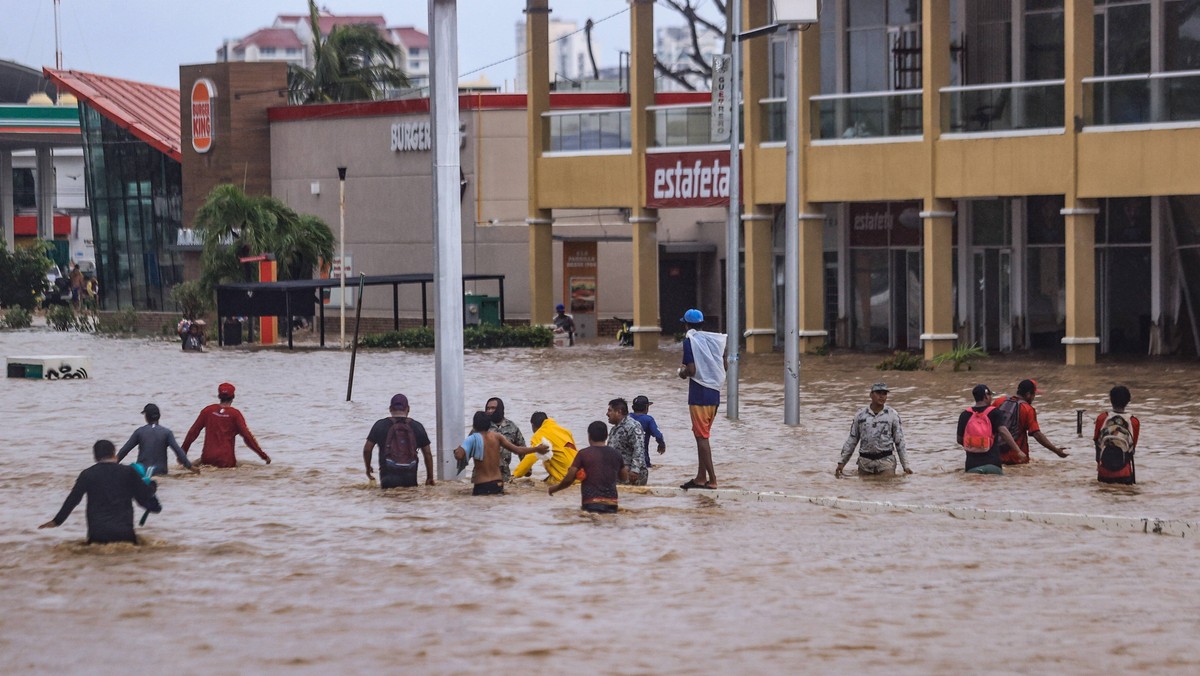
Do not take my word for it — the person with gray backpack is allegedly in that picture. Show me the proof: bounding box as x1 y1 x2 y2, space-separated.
1093 385 1139 485
363 394 435 488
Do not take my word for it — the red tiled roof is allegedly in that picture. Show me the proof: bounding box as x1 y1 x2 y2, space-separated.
43 68 181 162
236 27 304 52
390 26 429 50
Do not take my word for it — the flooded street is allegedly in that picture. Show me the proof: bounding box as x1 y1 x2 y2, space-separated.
2 330 1199 674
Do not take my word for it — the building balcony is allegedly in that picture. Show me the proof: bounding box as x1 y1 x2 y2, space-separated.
941 80 1065 137
1084 70 1200 128
543 108 631 154
810 90 923 142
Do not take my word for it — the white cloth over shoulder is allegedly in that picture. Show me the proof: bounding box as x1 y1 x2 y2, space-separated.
686 329 727 391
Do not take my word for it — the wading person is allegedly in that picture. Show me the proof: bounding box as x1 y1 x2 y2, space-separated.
455 411 546 496
629 395 665 470
363 393 435 488
1093 385 1139 485
553 304 575 346
512 411 578 484
116 403 198 476
956 384 1019 475
992 379 1069 465
486 397 524 483
606 398 647 486
181 382 271 468
677 308 727 490
836 383 913 477
40 440 162 544
549 421 629 513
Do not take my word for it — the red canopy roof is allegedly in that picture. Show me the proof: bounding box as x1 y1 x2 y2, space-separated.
235 28 304 52
43 68 181 162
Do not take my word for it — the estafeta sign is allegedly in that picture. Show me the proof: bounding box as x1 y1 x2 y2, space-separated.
710 54 732 143
390 120 432 152
646 150 738 209
191 78 216 154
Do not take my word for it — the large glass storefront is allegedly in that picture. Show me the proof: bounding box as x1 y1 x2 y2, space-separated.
847 201 923 351
79 104 183 311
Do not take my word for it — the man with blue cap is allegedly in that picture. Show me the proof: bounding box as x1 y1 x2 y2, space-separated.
553 303 575 345
676 308 727 490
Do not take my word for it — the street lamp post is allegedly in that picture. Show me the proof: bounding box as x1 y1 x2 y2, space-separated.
337 166 347 349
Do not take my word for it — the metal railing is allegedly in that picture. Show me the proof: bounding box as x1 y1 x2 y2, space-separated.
941 80 1064 133
810 90 923 141
1083 70 1200 126
543 108 631 152
760 97 786 142
649 102 721 148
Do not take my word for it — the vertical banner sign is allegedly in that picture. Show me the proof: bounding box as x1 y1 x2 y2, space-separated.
190 78 216 154
326 254 354 308
562 241 598 316
710 54 732 143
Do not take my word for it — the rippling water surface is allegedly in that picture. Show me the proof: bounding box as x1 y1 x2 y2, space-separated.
2 330 1198 674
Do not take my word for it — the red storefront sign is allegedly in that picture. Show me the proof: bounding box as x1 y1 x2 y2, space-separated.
191 78 216 154
645 150 738 209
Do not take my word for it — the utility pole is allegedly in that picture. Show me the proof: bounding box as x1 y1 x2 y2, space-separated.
337 166 347 349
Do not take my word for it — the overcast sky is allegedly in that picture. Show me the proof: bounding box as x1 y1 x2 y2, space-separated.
0 0 709 90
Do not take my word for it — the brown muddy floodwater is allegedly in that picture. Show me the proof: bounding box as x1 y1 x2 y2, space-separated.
1 329 1199 674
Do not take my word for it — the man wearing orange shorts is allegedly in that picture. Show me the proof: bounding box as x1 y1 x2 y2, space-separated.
677 309 727 490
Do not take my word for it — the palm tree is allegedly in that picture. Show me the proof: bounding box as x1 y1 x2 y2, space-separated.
288 0 409 104
194 184 335 289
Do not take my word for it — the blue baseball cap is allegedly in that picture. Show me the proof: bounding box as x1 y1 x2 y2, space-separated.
681 308 704 324
555 304 565 312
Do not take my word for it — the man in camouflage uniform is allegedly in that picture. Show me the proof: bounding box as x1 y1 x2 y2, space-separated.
486 397 524 482
606 397 647 486
836 383 913 477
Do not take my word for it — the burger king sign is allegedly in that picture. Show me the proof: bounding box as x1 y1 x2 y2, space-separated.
191 78 216 154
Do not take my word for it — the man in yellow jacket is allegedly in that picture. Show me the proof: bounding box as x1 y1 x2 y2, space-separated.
512 412 578 483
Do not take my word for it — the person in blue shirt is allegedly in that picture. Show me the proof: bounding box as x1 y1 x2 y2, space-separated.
629 395 665 469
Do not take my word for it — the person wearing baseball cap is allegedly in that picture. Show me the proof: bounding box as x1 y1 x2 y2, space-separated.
836 383 913 477
955 384 1020 475
553 304 576 346
629 395 665 469
363 393 434 488
991 379 1069 464
678 308 727 490
116 403 197 476
181 382 271 468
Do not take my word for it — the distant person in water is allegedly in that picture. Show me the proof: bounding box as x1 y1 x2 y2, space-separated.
181 382 271 468
40 440 162 544
485 397 524 483
117 403 197 476
454 411 545 496
511 411 578 484
837 383 913 477
677 309 726 490
363 393 435 488
629 395 665 470
1093 385 1139 485
549 421 628 513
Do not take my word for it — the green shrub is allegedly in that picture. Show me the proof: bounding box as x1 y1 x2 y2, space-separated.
1 306 33 329
931 343 987 372
0 239 52 310
46 304 76 331
358 324 554 349
96 308 139 334
170 280 211 320
875 350 925 371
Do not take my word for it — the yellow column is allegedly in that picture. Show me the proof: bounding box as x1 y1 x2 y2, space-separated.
741 0 775 354
797 23 826 353
920 0 955 360
526 0 554 327
1062 0 1098 365
629 0 660 351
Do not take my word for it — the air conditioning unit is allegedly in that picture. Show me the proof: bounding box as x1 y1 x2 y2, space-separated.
774 0 819 24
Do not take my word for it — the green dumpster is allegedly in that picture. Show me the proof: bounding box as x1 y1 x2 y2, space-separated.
464 293 501 327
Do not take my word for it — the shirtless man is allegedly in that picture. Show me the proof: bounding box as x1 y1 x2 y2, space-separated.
453 411 544 496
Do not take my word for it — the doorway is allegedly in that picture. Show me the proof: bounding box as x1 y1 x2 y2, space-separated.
659 256 697 334
971 248 1013 351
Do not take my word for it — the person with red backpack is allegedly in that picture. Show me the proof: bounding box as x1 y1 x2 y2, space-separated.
1093 385 1139 485
990 379 1069 465
363 393 435 488
956 384 1020 475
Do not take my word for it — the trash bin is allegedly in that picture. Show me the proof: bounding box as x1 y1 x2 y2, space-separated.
478 296 501 327
223 317 243 346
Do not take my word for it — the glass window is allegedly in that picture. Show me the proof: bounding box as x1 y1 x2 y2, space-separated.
848 0 885 27
971 199 1011 246
1166 1 1200 71
1027 195 1065 245
1098 197 1151 244
888 0 920 25
848 28 888 91
1102 3 1151 75
1024 10 1064 80
1170 195 1200 247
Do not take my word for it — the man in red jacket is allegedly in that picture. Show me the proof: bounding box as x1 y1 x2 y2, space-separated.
182 383 271 468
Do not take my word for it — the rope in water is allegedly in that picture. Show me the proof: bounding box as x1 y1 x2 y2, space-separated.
629 485 1194 538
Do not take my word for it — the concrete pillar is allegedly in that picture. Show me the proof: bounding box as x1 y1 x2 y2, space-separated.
36 146 55 241
629 0 660 351
0 150 13 249
1062 206 1099 365
920 0 956 360
741 0 775 353
525 0 555 327
1062 0 1098 365
796 25 826 353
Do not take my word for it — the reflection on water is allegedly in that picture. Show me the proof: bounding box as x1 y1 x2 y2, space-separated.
2 331 1199 673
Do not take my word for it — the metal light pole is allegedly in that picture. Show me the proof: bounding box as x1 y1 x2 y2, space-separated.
429 0 464 481
337 166 347 349
725 2 742 421
783 25 800 426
